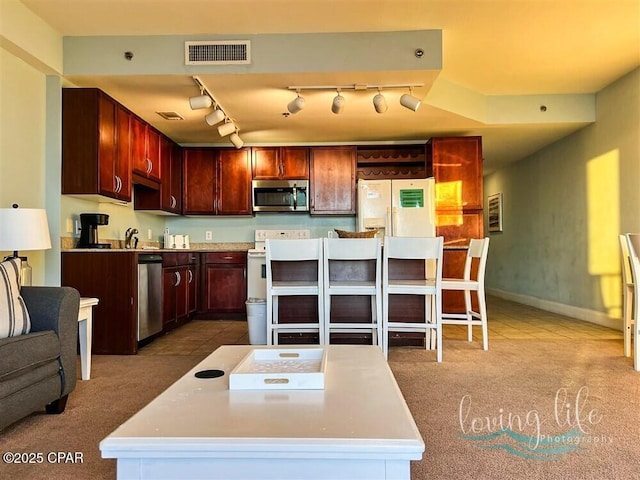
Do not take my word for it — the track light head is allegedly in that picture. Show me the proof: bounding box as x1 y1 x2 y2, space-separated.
331 93 345 114
189 94 213 110
287 92 305 114
205 109 225 126
400 88 421 112
218 121 236 137
373 93 388 114
229 132 244 149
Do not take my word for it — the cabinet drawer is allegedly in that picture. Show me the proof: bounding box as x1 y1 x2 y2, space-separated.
162 253 177 267
177 252 199 265
204 252 246 264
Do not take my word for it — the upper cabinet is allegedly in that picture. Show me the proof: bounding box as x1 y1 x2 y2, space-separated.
310 146 356 215
133 135 182 215
62 88 132 202
182 148 252 215
428 136 483 211
131 116 161 184
252 147 310 180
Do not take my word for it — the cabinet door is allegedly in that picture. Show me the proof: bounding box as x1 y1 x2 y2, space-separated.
146 127 161 181
131 115 148 177
217 148 252 215
97 93 118 197
187 264 197 315
310 146 356 215
182 148 217 214
162 267 178 327
176 266 189 320
280 147 309 179
204 263 247 313
114 105 132 202
430 136 483 210
252 147 280 179
159 136 181 213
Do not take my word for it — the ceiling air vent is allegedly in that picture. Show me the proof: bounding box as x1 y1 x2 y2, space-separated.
185 40 251 65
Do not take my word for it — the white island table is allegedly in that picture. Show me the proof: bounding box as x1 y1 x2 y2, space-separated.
100 345 424 480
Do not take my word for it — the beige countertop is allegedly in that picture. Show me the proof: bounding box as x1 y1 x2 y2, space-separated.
63 242 253 253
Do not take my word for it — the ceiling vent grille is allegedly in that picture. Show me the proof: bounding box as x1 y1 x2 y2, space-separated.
185 41 251 65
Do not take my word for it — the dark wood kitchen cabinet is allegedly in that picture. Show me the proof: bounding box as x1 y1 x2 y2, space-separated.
429 136 483 210
134 135 182 214
61 252 138 354
162 252 198 331
202 252 247 317
62 88 132 202
310 146 356 215
252 147 309 179
182 148 252 215
131 115 161 183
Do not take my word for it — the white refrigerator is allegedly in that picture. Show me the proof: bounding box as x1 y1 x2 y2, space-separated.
356 178 436 237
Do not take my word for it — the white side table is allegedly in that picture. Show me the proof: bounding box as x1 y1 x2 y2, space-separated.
78 297 99 380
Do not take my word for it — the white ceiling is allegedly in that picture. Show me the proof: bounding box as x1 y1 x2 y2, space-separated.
19 0 640 173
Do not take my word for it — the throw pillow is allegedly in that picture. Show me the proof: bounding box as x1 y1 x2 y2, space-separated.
0 258 31 339
334 229 378 238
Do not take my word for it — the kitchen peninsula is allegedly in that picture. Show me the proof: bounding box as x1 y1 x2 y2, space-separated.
61 245 250 355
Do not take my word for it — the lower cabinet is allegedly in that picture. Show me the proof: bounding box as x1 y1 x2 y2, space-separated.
202 252 247 318
163 252 198 331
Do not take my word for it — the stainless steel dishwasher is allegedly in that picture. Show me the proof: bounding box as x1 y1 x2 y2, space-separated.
138 254 163 342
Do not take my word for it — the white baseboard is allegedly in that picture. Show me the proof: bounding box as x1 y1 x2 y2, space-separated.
486 288 622 331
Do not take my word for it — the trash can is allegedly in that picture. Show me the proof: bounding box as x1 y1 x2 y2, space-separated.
246 298 267 345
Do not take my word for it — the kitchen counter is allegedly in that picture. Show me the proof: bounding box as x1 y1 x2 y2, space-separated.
63 242 253 252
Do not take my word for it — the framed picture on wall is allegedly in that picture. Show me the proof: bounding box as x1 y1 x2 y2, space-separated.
488 193 503 233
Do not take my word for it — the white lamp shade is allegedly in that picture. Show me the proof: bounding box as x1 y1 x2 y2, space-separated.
218 121 236 137
400 93 421 111
189 94 213 110
0 208 52 252
331 94 345 114
287 96 305 114
230 132 244 148
373 93 388 113
205 109 225 126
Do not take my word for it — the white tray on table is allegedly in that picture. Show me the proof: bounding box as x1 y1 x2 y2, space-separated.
229 348 327 390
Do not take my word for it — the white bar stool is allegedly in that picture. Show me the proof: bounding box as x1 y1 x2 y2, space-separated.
382 236 444 361
322 237 382 347
265 238 324 345
441 238 490 350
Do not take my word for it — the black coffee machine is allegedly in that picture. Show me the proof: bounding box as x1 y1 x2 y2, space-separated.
77 213 111 249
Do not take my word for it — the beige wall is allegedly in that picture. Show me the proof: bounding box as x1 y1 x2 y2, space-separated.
0 48 49 284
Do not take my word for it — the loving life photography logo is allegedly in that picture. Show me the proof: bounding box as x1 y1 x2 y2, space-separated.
458 386 612 460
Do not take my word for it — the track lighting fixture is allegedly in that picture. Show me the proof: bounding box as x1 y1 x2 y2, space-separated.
331 90 345 114
229 131 244 149
286 83 423 115
189 91 212 110
373 89 388 114
287 91 305 114
205 108 225 126
190 77 243 148
400 87 421 112
218 120 236 137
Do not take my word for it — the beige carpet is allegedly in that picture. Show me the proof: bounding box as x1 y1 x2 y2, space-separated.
1 338 639 479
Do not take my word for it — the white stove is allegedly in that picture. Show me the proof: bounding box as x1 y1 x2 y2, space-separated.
247 229 311 299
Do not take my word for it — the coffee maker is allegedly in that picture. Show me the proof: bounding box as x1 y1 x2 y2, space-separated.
77 213 111 249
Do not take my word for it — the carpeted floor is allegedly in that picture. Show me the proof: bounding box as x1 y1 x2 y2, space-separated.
1 298 639 480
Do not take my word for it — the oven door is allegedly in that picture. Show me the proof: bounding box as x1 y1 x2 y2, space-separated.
247 249 267 299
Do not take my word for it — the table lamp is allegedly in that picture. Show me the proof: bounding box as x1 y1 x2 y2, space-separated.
0 204 52 286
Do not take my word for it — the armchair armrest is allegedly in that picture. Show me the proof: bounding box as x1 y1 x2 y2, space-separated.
21 286 80 396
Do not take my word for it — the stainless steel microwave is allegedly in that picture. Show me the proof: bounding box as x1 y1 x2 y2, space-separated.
252 179 309 212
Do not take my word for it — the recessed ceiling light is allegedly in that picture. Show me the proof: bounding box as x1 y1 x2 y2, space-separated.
156 111 184 120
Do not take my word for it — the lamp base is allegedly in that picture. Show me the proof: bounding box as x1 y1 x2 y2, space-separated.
2 254 32 286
